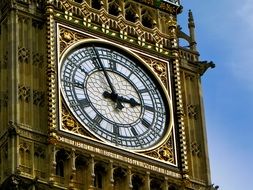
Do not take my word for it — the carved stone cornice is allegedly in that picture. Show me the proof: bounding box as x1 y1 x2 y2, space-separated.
133 0 181 13
51 0 178 55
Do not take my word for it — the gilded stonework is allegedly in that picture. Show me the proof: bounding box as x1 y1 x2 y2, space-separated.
46 5 58 132
58 24 175 165
61 104 93 138
146 132 176 164
52 0 177 54
59 27 87 54
140 56 168 88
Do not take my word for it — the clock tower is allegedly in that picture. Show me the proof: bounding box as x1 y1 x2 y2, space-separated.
0 0 216 190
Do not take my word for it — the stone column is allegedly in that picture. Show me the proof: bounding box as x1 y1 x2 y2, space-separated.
105 160 114 190
127 166 133 190
69 148 76 189
87 154 95 190
162 177 169 190
48 145 56 186
144 172 150 190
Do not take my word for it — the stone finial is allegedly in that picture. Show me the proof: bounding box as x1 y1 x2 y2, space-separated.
188 10 197 50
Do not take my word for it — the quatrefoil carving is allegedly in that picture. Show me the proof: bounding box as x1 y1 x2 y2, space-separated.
18 47 30 64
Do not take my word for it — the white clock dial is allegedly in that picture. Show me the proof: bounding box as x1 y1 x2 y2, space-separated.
60 42 170 150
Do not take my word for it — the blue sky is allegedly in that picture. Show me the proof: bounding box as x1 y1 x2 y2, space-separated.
178 0 253 189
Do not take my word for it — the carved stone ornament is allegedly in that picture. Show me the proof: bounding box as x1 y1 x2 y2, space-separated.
140 56 168 88
145 133 175 164
33 90 45 106
7 121 18 138
0 174 39 190
32 52 44 67
59 28 86 54
18 85 31 102
191 141 201 157
18 84 45 106
53 0 178 54
185 73 195 81
61 104 92 138
19 141 31 153
187 104 198 120
18 47 30 64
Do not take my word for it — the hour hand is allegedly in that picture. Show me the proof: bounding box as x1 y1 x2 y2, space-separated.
103 91 140 108
117 96 141 107
103 91 125 110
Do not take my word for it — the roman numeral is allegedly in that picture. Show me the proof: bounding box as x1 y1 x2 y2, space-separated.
144 105 155 112
93 114 103 125
113 125 119 137
141 119 151 129
109 61 117 70
73 80 83 88
92 57 100 68
78 65 87 74
131 127 138 136
139 88 148 94
78 98 90 108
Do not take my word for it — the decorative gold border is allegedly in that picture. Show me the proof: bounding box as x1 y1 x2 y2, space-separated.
56 23 178 166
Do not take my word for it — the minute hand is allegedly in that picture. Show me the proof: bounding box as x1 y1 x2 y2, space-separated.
92 46 116 95
117 95 141 107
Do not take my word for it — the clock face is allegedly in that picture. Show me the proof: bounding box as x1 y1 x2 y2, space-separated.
60 42 170 151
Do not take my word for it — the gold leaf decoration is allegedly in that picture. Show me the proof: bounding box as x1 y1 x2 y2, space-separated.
61 103 93 138
145 133 175 164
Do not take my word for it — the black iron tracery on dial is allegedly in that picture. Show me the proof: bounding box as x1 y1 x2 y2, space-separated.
92 45 125 110
60 43 169 150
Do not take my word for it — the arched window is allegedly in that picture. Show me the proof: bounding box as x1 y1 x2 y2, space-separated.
34 145 46 178
141 9 154 28
132 174 144 190
169 185 177 190
125 3 137 23
56 160 64 177
94 164 106 189
113 167 126 188
75 155 87 187
150 179 162 190
55 149 69 177
109 0 120 16
92 0 101 10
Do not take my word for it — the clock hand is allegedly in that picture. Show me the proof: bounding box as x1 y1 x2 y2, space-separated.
118 96 141 107
92 46 124 109
92 46 116 94
102 91 124 110
103 91 141 108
